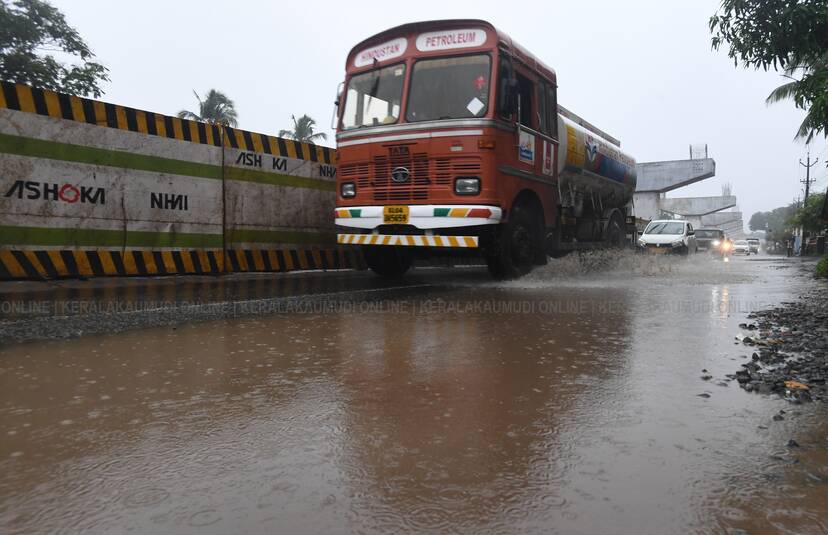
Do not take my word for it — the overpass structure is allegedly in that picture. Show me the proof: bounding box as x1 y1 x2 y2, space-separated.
698 211 745 238
633 156 744 235
659 196 736 217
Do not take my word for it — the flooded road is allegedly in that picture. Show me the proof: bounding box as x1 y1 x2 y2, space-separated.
2 255 827 534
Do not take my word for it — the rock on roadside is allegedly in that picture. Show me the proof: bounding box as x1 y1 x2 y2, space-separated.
734 285 828 403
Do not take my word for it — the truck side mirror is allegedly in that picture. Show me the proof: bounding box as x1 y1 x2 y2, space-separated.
331 82 344 130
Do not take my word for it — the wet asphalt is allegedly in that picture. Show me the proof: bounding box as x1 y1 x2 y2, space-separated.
2 253 828 534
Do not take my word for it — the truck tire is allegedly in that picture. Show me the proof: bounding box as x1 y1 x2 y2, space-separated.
363 246 412 277
605 211 625 248
549 248 572 259
486 205 538 279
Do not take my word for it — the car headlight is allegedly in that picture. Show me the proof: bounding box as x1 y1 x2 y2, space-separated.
672 239 684 247
638 239 646 247
454 177 480 195
712 239 721 247
341 182 356 198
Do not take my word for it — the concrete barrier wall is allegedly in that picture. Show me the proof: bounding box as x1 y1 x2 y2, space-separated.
0 82 361 279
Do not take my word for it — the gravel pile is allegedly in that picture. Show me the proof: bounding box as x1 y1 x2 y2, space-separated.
731 286 828 403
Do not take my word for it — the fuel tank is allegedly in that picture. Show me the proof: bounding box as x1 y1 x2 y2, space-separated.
556 112 637 207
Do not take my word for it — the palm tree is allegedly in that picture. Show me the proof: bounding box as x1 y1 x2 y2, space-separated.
177 89 238 127
766 54 828 143
278 114 327 143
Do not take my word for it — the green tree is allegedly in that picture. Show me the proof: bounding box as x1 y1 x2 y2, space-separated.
710 0 828 142
765 55 828 141
177 89 238 127
0 0 109 97
789 192 827 233
278 114 327 143
748 211 768 232
750 204 798 243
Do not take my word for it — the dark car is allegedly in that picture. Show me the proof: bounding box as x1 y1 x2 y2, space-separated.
695 228 731 258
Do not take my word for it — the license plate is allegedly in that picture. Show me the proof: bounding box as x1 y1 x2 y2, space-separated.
383 205 409 224
650 247 667 254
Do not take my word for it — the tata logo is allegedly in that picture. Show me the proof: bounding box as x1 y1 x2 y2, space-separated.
389 146 410 157
391 167 410 183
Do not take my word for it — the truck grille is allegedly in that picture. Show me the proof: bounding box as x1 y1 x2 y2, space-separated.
340 155 482 202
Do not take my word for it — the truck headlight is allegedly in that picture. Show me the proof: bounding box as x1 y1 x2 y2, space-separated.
672 239 684 248
454 177 480 195
341 182 356 198
712 239 721 247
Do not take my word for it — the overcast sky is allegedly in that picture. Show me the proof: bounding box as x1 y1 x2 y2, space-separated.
50 0 828 226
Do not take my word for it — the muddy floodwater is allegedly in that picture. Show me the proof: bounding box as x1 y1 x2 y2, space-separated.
2 255 828 534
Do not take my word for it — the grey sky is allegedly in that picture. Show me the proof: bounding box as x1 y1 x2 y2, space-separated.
51 0 828 227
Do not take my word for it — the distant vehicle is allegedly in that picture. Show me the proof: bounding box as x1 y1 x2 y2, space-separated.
747 238 760 254
637 220 698 255
695 227 732 258
732 240 750 255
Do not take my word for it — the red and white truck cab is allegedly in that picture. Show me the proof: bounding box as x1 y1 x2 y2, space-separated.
334 20 637 278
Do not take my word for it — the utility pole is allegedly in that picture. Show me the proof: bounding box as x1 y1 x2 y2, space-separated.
799 149 819 201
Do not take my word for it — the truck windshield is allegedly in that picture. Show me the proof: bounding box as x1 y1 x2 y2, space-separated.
341 63 405 130
406 55 491 122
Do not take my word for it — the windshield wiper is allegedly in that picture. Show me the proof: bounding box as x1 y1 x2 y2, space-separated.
367 58 380 106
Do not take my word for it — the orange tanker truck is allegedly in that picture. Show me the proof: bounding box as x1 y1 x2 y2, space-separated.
334 19 637 278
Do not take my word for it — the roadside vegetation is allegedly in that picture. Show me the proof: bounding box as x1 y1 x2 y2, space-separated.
817 255 828 278
749 204 797 244
177 89 239 127
788 192 827 235
278 114 327 143
0 0 108 97
711 0 828 142
749 192 826 259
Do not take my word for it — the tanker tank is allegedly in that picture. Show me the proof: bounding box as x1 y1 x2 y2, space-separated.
556 106 637 208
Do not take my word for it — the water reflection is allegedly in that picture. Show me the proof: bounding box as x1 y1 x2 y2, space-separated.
1 256 827 535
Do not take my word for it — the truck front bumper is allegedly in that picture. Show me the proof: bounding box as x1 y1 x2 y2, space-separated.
334 205 502 230
337 233 479 248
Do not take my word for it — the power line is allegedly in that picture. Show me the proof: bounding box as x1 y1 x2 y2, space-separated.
799 149 819 201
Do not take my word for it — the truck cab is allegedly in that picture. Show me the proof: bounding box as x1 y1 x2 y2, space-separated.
335 20 637 278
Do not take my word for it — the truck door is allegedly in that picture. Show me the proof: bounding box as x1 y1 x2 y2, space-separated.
515 71 538 174
538 80 559 182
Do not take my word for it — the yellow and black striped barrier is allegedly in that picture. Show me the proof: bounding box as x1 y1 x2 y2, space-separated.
0 82 359 281
0 81 334 164
0 248 365 280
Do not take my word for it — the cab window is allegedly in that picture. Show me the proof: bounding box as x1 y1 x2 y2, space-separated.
516 72 533 127
546 84 558 138
341 63 405 130
496 56 514 119
539 81 558 138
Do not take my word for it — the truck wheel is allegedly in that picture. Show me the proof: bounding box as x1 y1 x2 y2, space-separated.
605 211 625 248
549 249 572 259
363 246 412 277
486 205 538 279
